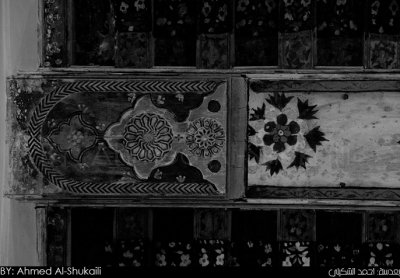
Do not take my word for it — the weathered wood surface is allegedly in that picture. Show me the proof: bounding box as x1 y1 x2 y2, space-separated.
248 81 400 189
7 76 227 197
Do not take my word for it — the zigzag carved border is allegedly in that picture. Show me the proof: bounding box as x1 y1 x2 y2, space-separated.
28 80 223 195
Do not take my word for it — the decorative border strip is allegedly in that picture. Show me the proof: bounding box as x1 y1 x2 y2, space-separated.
28 80 223 195
246 186 400 201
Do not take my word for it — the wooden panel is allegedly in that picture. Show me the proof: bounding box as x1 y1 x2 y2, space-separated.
199 0 231 34
153 0 197 66
117 208 148 239
248 82 400 189
47 207 67 266
113 0 151 67
234 0 278 66
194 209 231 239
367 0 400 69
43 0 68 67
279 30 314 69
7 77 227 198
73 0 115 66
198 34 231 69
281 210 315 241
316 0 364 66
367 212 399 242
70 208 114 266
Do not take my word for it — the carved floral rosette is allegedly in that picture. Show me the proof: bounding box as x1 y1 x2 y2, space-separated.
7 78 227 196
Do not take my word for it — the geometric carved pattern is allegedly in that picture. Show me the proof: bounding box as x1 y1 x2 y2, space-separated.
27 80 224 195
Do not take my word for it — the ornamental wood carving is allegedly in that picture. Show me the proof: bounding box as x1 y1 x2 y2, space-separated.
7 77 227 197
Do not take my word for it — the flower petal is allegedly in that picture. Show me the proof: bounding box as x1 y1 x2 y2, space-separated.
277 114 288 125
263 134 274 146
289 121 300 134
273 142 285 153
264 121 276 133
287 135 297 146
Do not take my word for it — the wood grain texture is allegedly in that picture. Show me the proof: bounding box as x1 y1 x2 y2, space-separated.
36 207 47 266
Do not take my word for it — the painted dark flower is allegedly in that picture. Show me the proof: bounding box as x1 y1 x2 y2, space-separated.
263 114 300 153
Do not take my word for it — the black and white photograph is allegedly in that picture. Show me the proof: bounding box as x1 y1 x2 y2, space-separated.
1 0 400 276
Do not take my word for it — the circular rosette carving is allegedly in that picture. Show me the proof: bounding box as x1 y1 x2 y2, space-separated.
186 118 225 157
122 113 173 162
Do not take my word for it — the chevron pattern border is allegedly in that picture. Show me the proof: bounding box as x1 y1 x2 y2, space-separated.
27 80 223 195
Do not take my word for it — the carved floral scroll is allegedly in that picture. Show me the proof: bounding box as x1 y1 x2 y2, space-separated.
7 77 227 197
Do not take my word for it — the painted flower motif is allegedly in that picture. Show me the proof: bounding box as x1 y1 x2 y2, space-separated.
371 40 397 69
283 0 294 6
178 3 188 18
264 244 273 254
215 254 225 266
263 114 300 153
284 242 310 267
156 253 167 267
199 254 209 267
371 1 380 15
265 0 276 13
336 0 346 5
180 254 191 267
237 0 250 12
134 0 146 11
389 0 399 15
123 113 173 162
49 114 97 161
120 1 129 13
186 118 225 157
301 0 311 7
202 2 212 17
217 5 228 22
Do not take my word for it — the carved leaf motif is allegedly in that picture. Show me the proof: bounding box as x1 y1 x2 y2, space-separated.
304 126 328 152
265 93 293 111
263 159 283 176
248 143 261 164
249 103 266 121
287 151 311 170
297 98 318 120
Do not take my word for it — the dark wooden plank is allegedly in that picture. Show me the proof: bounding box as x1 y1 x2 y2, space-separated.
279 30 314 69
281 209 315 241
366 0 400 69
70 208 114 266
47 207 67 266
194 209 230 239
279 0 314 33
247 186 400 201
249 77 400 92
228 77 247 199
199 0 232 34
153 0 197 66
316 0 364 66
198 34 231 69
367 212 399 241
234 0 278 66
73 0 115 66
36 207 47 266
